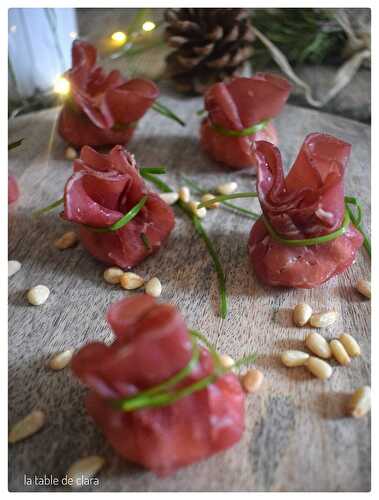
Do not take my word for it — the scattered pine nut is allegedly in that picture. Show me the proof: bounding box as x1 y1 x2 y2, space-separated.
339 333 361 357
201 193 220 208
330 339 351 365
293 303 312 327
348 386 371 418
219 354 235 369
305 357 333 380
103 267 124 285
216 181 237 195
27 285 50 306
67 456 105 488
54 231 78 250
241 369 264 393
356 279 371 299
188 200 207 218
65 146 78 161
309 311 338 328
120 272 144 290
9 410 45 443
179 186 190 203
281 350 310 367
305 332 332 359
49 350 74 371
159 192 179 205
8 260 21 278
145 277 162 298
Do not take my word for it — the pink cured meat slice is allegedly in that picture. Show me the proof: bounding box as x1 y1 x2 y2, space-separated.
248 134 363 288
200 74 291 170
71 295 245 476
58 40 159 147
8 175 20 204
62 146 175 269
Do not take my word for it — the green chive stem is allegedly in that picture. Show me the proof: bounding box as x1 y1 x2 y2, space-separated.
8 138 24 151
32 197 64 217
181 175 260 220
152 101 186 127
140 166 166 175
142 172 227 318
197 192 258 209
212 119 270 137
85 195 147 233
113 329 256 412
345 196 371 257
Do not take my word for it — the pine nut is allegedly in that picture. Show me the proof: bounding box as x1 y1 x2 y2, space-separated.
293 303 313 327
339 333 361 357
49 350 74 370
188 201 207 218
348 386 370 418
309 311 338 328
356 279 371 299
305 357 333 380
120 272 144 290
54 231 78 250
8 260 21 277
9 410 45 443
281 350 310 367
159 192 179 205
27 285 50 306
305 332 332 359
241 369 264 393
330 339 351 365
145 277 162 297
179 186 190 203
103 267 124 285
216 182 238 195
67 456 105 488
219 354 235 369
65 146 78 161
201 193 220 208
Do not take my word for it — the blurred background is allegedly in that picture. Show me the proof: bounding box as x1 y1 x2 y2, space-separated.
8 7 370 123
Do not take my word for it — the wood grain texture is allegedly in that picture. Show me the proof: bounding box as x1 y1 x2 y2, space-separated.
8 99 371 492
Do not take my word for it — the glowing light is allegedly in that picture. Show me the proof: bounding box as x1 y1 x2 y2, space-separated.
53 76 70 95
142 21 156 32
111 31 127 44
10 25 17 33
69 31 78 39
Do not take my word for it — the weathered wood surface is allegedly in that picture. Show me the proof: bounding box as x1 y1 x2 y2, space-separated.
8 100 371 492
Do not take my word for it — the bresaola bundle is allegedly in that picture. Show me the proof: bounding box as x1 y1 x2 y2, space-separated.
248 134 364 288
8 176 19 205
72 295 245 476
200 74 291 170
58 41 159 147
62 146 175 269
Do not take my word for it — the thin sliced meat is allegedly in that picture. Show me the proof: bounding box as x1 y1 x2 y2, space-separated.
200 74 291 170
248 134 363 288
62 145 175 269
72 296 245 476
58 40 159 147
8 175 20 204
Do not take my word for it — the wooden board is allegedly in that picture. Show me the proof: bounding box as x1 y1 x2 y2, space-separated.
8 99 371 492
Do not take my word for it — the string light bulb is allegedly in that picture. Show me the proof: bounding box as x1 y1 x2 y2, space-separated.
142 21 156 32
111 31 127 45
53 76 70 95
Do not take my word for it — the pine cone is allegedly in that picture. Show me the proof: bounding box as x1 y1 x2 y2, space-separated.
164 8 255 94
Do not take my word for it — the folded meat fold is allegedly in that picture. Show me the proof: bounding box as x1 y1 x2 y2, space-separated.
72 295 245 476
249 133 363 288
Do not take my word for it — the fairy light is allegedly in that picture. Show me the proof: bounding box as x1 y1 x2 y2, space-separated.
53 76 70 95
111 31 127 45
69 31 78 39
142 21 156 32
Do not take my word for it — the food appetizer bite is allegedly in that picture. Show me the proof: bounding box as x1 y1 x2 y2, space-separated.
72 295 248 476
248 133 364 288
58 40 161 148
8 176 19 205
61 145 175 269
200 74 291 170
